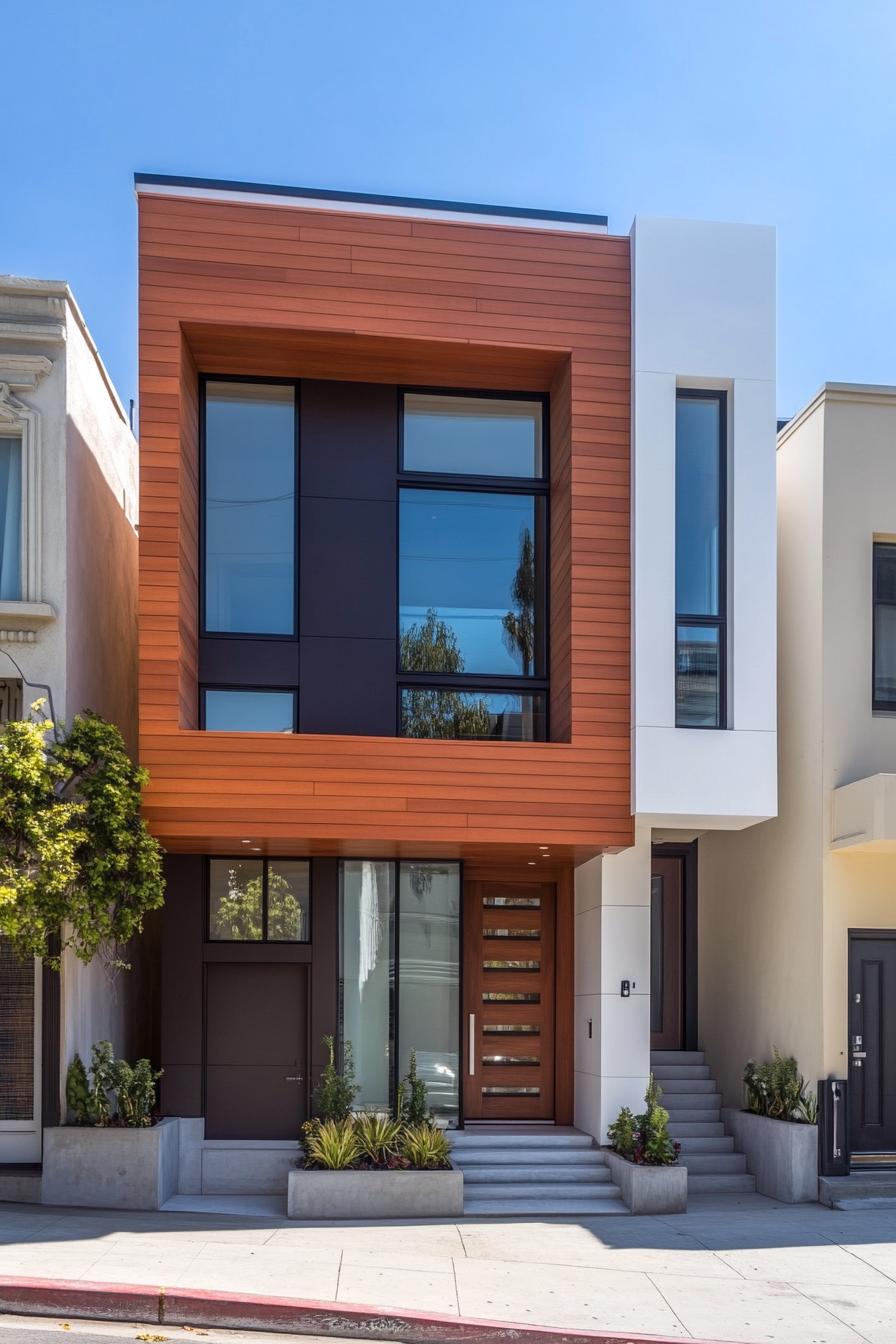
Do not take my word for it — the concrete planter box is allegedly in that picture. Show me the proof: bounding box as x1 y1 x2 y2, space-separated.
721 1108 818 1203
42 1118 179 1211
604 1150 687 1214
287 1166 464 1220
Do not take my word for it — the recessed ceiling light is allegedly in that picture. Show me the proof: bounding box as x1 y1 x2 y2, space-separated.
241 840 251 845
527 861 536 866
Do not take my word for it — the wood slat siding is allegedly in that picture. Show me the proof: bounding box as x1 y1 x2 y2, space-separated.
138 192 632 862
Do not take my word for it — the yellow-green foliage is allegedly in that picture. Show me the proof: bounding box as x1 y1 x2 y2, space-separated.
303 1119 362 1169
354 1112 403 1164
0 704 164 968
400 1123 452 1169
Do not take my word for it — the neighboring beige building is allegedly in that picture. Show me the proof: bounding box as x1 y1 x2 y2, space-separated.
0 277 139 1163
700 383 896 1162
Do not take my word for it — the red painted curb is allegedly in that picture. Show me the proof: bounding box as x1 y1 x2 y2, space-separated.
0 1275 715 1344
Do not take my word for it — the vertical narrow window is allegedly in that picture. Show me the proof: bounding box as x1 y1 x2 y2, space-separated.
203 381 296 636
339 861 395 1111
398 862 460 1125
675 392 726 727
0 437 22 601
873 542 896 711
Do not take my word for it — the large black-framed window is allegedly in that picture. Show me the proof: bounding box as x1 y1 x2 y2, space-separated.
675 390 727 728
207 857 311 943
398 389 549 741
873 541 896 712
201 376 299 639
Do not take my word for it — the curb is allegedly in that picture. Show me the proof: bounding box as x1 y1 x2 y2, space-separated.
0 1275 715 1344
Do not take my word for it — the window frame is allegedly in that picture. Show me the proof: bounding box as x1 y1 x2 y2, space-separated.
199 373 301 642
674 388 728 730
206 856 312 944
872 540 896 714
397 387 550 739
200 685 298 733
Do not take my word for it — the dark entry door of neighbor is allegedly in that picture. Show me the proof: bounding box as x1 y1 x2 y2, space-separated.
205 963 308 1139
849 933 896 1155
650 857 684 1051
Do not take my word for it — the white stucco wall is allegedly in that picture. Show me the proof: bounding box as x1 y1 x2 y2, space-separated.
699 385 896 1102
0 278 140 1121
631 217 777 829
698 397 826 1104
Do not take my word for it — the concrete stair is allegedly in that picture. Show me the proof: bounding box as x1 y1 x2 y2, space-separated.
451 1129 628 1216
651 1050 755 1195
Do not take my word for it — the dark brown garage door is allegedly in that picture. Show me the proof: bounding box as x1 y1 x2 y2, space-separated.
205 963 308 1139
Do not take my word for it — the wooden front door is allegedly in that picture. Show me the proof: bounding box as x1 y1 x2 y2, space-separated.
463 880 555 1120
205 963 308 1139
650 857 684 1051
849 932 896 1156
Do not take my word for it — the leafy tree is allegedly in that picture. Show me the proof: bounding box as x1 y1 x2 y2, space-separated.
502 526 536 675
210 866 306 940
0 704 164 969
399 609 491 738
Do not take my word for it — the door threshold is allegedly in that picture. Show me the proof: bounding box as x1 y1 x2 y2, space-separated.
463 1120 556 1128
851 1152 896 1168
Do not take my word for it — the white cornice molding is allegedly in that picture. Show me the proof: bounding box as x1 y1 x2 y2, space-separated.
0 356 53 394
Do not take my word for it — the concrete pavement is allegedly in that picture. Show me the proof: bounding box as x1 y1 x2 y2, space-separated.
0 1194 895 1343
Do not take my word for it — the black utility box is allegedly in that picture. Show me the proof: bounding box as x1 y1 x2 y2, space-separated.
818 1078 849 1176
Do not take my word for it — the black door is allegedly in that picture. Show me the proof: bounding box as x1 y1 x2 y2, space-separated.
650 858 684 1051
849 933 896 1155
205 963 307 1139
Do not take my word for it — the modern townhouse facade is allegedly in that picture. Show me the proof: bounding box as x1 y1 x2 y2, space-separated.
701 383 896 1167
136 176 776 1191
0 277 139 1164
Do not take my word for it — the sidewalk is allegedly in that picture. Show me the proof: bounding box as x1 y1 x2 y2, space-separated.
0 1193 894 1344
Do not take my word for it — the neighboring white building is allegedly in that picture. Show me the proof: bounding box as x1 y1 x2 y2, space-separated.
0 277 139 1163
575 217 778 1160
700 382 896 1164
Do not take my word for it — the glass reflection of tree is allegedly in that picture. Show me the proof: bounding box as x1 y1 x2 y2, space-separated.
400 608 491 738
212 866 306 940
502 526 536 675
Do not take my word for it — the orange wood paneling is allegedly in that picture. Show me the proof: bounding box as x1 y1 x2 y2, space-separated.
137 192 632 862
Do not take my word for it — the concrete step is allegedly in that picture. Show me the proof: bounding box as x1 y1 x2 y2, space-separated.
458 1164 614 1184
650 1050 705 1066
462 1180 617 1201
453 1148 604 1167
664 1092 720 1109
819 1173 896 1208
651 1064 710 1081
452 1132 593 1149
676 1135 735 1153
669 1121 725 1137
675 1153 748 1174
656 1077 718 1094
666 1108 722 1124
686 1172 756 1194
464 1194 627 1217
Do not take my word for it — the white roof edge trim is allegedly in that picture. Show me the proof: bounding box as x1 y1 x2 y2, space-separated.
135 181 610 236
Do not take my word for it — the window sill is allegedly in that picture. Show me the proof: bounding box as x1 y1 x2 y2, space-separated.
0 601 57 642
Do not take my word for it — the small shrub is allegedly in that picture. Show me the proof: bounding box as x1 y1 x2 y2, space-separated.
311 1035 360 1122
112 1058 162 1127
89 1041 115 1125
354 1112 403 1165
607 1076 679 1166
397 1049 430 1126
743 1048 816 1124
65 1053 92 1125
303 1118 362 1170
606 1106 636 1159
401 1123 452 1170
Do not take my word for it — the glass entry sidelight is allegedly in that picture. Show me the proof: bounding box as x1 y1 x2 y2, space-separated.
650 857 685 1051
463 881 555 1120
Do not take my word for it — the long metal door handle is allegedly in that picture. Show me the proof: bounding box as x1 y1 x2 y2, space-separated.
468 1013 476 1076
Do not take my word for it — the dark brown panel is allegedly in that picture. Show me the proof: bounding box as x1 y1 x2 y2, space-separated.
159 854 204 1115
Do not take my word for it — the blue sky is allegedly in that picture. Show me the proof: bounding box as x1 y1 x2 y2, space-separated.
5 1 895 418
